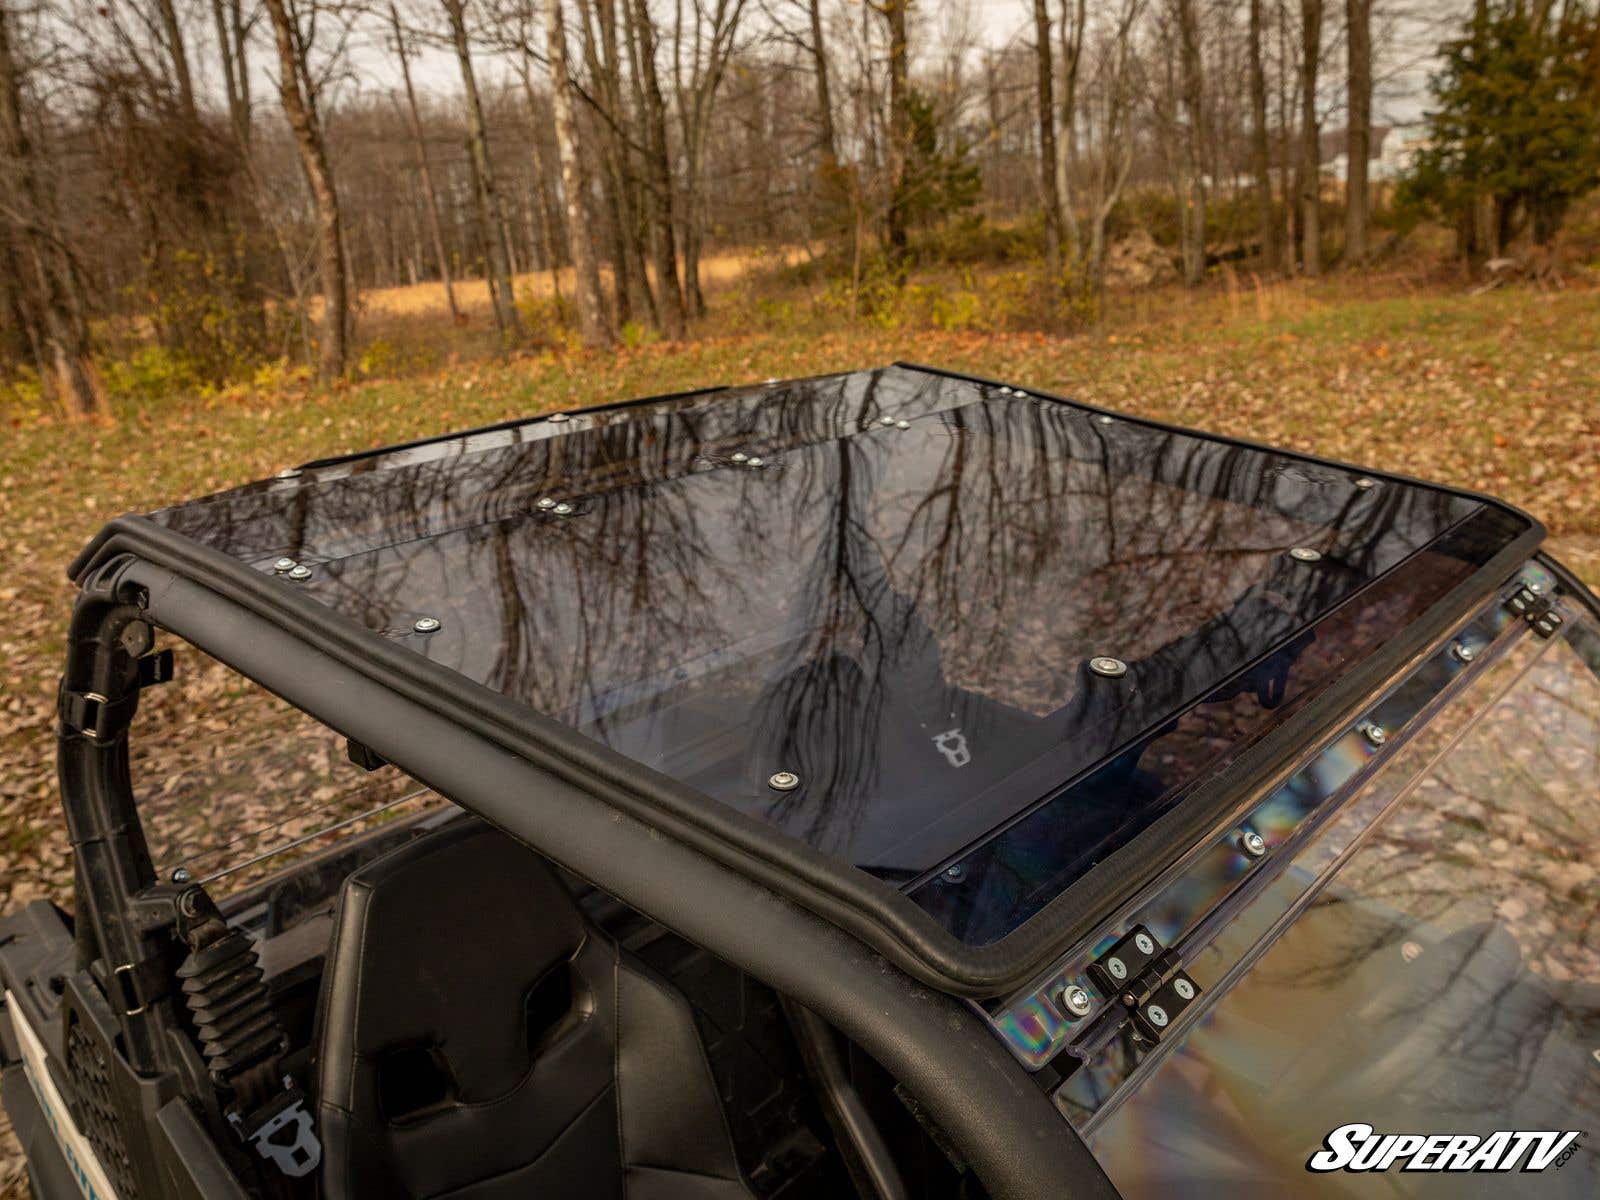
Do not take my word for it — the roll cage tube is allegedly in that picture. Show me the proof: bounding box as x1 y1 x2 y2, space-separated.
106 551 1119 1200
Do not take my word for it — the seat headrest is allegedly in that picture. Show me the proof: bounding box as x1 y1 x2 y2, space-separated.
319 819 589 1110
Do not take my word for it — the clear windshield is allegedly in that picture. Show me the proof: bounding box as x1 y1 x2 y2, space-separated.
1086 611 1600 1197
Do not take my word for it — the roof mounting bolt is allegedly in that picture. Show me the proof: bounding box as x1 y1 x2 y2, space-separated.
1096 414 1114 425
879 415 896 426
747 456 765 467
998 386 1012 394
535 497 557 510
1013 390 1029 399
768 770 800 792
272 557 297 573
1451 641 1476 664
552 502 575 516
547 412 569 423
170 867 192 885
1058 984 1093 1019
276 467 302 480
942 863 966 882
731 451 749 463
1363 723 1388 747
413 616 441 634
1089 656 1128 679
1241 830 1267 858
1289 547 1323 563
1354 477 1377 490
895 420 910 430
287 565 313 581
764 378 778 385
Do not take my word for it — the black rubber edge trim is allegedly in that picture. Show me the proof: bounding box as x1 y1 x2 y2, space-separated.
66 365 1545 999
293 382 731 470
115 560 1119 1200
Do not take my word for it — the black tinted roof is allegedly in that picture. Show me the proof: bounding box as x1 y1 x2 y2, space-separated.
150 365 1517 945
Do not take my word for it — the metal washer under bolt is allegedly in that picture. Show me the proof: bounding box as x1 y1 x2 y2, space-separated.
768 770 800 792
1241 831 1267 857
1058 985 1093 1018
1289 547 1323 562
413 617 441 634
1089 656 1128 678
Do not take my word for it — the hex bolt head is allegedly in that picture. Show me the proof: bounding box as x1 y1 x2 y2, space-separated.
413 616 441 634
768 770 800 792
1089 656 1128 678
1241 830 1267 858
1451 641 1476 664
1059 984 1093 1019
287 565 313 581
1146 1004 1170 1028
535 497 557 510
171 867 192 885
1173 977 1195 1001
1363 723 1388 747
1289 547 1323 563
272 557 297 573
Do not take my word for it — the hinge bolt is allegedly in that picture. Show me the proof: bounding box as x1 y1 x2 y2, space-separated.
1241 830 1267 857
1363 723 1388 747
1058 984 1093 1018
1451 641 1476 664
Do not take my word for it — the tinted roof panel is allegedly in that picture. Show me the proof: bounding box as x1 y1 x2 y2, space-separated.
152 366 1497 941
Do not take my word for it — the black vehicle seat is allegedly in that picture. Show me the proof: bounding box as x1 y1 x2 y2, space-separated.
313 817 754 1200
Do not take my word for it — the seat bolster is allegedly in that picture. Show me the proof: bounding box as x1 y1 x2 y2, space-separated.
615 961 750 1195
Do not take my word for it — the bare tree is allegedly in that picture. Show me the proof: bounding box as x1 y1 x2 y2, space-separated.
262 0 352 374
807 0 837 162
443 0 523 337
626 0 686 337
1248 0 1280 270
875 0 910 267
1082 0 1146 290
1298 0 1323 275
1344 0 1370 262
1055 0 1087 263
1173 0 1205 285
545 0 611 345
390 1 462 322
0 0 110 417
1032 0 1063 276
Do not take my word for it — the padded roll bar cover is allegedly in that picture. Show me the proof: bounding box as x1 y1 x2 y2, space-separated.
131 562 1120 1200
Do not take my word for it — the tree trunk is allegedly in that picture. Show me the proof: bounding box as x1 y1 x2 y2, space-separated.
1175 0 1206 286
0 0 109 418
883 0 910 269
1032 0 1063 276
1248 0 1280 271
1344 0 1370 264
391 3 461 322
1298 0 1323 276
808 0 837 162
627 0 686 337
545 0 612 346
153 0 197 120
443 0 521 339
1055 0 1086 264
262 0 350 375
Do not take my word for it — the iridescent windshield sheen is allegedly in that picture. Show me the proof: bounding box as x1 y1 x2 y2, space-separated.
149 366 1524 939
1085 616 1600 1198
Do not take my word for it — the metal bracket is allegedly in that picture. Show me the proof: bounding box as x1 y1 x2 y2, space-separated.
1087 926 1202 1046
136 648 175 686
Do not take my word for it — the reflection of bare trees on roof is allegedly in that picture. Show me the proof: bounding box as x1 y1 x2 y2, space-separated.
146 366 1483 870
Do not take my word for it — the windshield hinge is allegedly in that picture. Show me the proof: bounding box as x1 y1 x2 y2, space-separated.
1088 925 1202 1045
1504 584 1564 639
